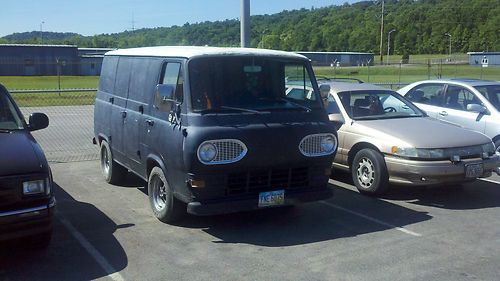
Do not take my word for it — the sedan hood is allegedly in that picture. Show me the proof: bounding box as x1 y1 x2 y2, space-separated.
0 131 44 176
355 117 491 148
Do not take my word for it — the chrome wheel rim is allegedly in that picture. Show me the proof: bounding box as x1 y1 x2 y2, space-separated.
356 157 375 189
101 146 110 175
151 175 167 211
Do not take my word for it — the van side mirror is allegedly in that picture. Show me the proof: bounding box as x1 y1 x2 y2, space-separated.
28 113 49 131
155 84 175 103
319 84 331 99
328 113 344 124
467 103 487 114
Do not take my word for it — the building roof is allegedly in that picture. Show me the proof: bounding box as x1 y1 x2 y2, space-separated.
0 44 77 48
297 51 374 55
106 46 308 60
467 52 500 55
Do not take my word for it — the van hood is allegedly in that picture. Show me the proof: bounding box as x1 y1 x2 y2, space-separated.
0 131 45 176
355 117 491 148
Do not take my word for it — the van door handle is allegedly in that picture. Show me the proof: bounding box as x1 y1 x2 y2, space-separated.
121 111 127 118
146 119 154 126
439 111 448 117
139 105 144 114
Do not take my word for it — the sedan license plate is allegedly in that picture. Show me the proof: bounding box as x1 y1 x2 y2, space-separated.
258 190 285 207
465 163 484 178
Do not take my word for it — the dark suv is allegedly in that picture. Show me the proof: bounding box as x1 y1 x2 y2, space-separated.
0 84 54 247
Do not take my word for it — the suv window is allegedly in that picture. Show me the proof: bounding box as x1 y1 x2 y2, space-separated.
443 85 479 111
155 62 183 112
406 84 444 106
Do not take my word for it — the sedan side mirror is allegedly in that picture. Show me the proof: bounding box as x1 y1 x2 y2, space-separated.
328 113 345 124
28 113 49 131
467 103 487 114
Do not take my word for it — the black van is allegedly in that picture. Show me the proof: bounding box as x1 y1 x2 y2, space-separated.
94 46 337 223
0 84 54 247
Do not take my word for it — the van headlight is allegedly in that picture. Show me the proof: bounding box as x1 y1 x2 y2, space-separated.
23 179 49 195
198 143 218 163
482 142 495 155
321 135 336 153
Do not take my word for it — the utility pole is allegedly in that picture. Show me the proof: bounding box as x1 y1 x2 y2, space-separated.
445 33 452 60
241 0 250 48
387 29 396 65
40 21 45 44
379 0 384 65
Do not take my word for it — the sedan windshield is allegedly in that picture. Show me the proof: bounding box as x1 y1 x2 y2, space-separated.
189 57 321 113
338 90 424 120
474 84 500 112
0 92 24 131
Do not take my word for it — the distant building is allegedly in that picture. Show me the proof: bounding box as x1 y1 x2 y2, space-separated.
467 52 500 67
297 52 374 67
0 44 113 76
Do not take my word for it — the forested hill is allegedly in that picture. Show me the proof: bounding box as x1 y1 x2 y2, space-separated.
1 0 498 54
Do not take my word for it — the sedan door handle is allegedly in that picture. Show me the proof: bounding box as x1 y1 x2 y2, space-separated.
439 111 448 117
145 119 155 126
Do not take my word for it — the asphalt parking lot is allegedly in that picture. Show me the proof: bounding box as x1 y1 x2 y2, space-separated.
1 160 499 281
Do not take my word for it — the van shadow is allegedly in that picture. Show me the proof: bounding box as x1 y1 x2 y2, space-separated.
0 183 128 281
334 169 500 210
171 183 431 247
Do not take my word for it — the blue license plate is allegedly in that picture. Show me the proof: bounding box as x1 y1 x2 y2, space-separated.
258 190 285 207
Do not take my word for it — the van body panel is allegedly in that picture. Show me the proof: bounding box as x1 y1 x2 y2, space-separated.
94 47 337 216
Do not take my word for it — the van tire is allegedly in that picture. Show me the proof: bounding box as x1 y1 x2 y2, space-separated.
494 139 500 154
351 148 389 196
100 140 127 184
148 167 185 223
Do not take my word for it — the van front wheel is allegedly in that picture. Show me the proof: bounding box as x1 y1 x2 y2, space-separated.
148 167 185 223
100 140 126 184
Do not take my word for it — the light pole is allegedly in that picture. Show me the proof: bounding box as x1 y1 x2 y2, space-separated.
445 33 452 59
387 29 396 65
240 0 250 48
379 0 385 65
40 21 45 44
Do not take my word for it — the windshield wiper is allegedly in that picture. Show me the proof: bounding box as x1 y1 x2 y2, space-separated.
219 106 265 114
279 98 312 112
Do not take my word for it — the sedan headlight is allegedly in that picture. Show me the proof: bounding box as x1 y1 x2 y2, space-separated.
23 179 49 195
391 146 445 159
198 142 218 163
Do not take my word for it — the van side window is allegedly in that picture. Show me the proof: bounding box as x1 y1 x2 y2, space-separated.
155 63 183 112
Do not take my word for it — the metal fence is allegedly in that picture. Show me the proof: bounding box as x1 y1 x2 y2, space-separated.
12 89 98 163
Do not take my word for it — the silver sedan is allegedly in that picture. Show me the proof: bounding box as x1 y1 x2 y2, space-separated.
324 82 499 195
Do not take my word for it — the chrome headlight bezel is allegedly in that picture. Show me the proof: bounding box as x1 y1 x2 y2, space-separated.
197 139 248 165
299 133 337 157
22 178 49 195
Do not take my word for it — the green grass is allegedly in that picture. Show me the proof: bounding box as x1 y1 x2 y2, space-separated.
11 92 96 107
0 76 99 90
313 64 500 86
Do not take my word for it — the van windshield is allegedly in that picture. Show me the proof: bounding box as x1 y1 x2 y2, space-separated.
189 57 321 113
0 91 24 131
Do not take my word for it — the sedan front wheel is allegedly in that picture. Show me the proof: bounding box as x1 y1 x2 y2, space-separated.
351 148 389 196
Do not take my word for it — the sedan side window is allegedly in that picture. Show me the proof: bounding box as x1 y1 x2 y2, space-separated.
443 85 479 111
406 84 444 106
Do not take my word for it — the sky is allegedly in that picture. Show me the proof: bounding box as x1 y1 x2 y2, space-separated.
0 0 358 37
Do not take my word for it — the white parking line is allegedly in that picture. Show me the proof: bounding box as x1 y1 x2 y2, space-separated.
480 178 500 185
58 216 125 281
320 201 422 237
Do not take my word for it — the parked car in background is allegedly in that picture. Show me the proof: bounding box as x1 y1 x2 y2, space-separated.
323 81 499 195
0 84 54 247
398 79 500 152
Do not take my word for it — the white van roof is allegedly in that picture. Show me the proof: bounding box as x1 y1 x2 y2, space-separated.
106 46 308 60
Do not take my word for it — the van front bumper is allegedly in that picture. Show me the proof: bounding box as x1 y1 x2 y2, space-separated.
0 197 55 242
187 188 332 216
385 154 500 186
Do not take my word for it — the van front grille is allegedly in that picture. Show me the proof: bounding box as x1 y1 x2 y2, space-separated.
227 167 309 195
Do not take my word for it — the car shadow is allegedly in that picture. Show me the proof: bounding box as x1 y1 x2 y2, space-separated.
0 183 128 281
334 169 500 210
166 182 431 247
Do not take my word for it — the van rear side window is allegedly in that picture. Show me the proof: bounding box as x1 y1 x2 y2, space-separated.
99 56 118 93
